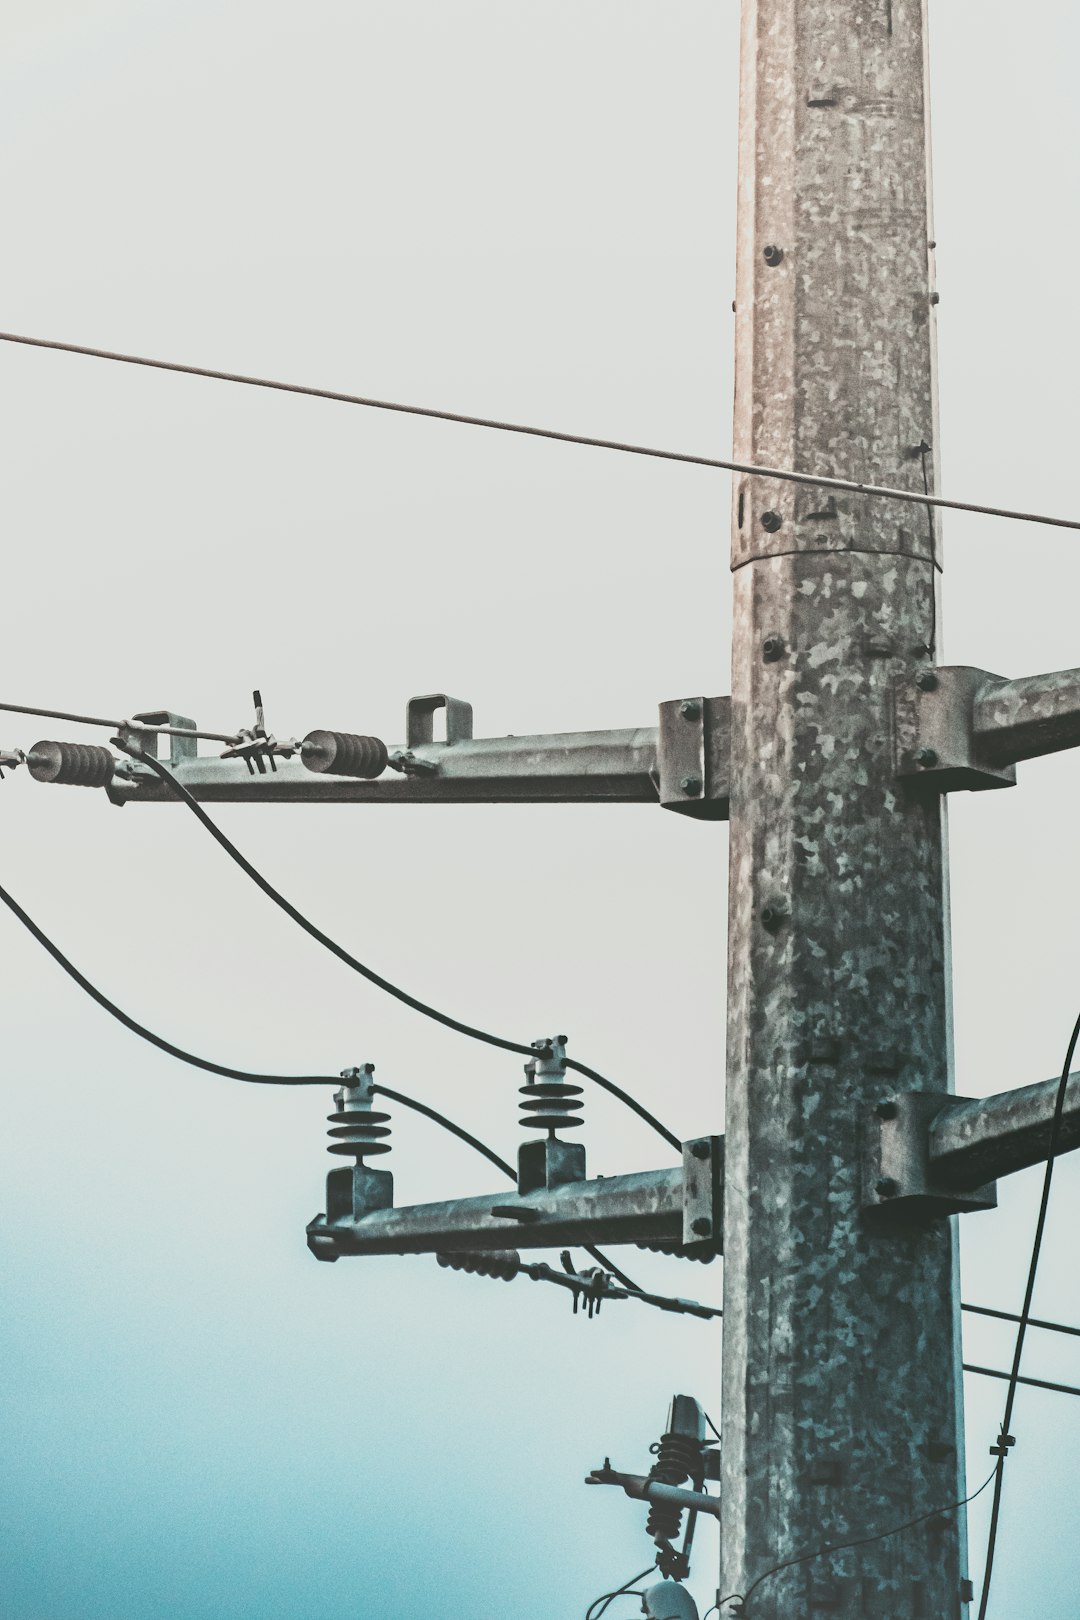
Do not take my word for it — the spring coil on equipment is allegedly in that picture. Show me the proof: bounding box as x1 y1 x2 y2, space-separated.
520 1037 583 1135
326 1066 391 1160
646 1430 703 1545
27 740 115 789
301 730 388 779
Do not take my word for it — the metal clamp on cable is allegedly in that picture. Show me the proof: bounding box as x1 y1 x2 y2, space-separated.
219 690 300 774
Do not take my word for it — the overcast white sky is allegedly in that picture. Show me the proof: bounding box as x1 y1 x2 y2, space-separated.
0 3 1078 1616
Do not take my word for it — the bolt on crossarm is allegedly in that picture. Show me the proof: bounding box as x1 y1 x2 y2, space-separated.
721 3 965 1615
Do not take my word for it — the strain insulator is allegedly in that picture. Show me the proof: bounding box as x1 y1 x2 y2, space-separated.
301 730 388 779
520 1036 583 1134
436 1251 521 1282
326 1065 390 1159
27 741 115 789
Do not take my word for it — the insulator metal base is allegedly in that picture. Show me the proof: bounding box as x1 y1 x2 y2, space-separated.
517 1136 586 1197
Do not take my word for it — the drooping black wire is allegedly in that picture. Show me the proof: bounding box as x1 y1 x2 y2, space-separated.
720 1466 998 1617
0 875 652 1295
120 744 682 1152
585 1565 655 1620
975 1004 1080 1620
3 327 1080 533
0 880 331 1086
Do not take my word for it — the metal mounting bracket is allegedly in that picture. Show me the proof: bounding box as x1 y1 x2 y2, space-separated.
657 697 731 819
892 668 1016 793
682 1136 723 1247
406 693 474 748
862 1090 997 1220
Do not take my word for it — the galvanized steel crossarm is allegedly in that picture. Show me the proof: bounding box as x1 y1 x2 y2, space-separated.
108 724 668 806
307 1165 690 1257
929 1072 1080 1189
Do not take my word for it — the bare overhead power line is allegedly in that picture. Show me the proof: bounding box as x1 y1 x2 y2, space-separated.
1 328 1078 534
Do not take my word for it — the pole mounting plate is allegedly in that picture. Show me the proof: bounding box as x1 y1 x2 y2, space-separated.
862 1090 997 1220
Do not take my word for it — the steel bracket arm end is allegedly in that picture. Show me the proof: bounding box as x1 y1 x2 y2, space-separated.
862 1071 1080 1218
893 663 1080 792
584 1464 720 1521
306 1137 723 1262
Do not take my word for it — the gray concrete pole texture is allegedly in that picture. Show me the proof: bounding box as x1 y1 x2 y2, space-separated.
722 2 963 1615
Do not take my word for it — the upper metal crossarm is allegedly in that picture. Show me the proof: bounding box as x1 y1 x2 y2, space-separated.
103 694 733 816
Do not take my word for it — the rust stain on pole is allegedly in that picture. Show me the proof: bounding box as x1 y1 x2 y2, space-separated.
723 2 965 1615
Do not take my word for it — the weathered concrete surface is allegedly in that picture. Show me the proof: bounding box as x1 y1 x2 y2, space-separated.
722 3 967 1615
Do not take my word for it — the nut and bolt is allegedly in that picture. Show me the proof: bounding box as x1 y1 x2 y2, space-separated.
761 510 783 533
875 1177 900 1200
763 245 784 267
875 1100 899 1121
914 747 939 768
691 1142 711 1160
762 635 787 663
680 774 703 797
679 698 702 721
761 901 789 933
915 671 939 691
691 1217 712 1238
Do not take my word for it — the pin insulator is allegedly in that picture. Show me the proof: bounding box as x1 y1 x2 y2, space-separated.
301 730 388 779
27 741 115 788
520 1037 583 1135
326 1065 391 1159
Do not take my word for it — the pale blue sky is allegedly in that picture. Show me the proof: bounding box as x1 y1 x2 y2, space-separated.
0 3 1078 1615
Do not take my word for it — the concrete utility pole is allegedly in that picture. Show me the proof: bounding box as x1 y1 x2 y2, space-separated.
34 7 1080 1613
723 2 960 1614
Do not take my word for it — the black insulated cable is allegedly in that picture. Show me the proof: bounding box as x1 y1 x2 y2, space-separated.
0 876 650 1295
975 1003 1080 1620
118 744 682 1152
720 1466 998 1618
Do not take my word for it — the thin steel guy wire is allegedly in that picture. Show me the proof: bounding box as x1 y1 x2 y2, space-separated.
2 328 1078 533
